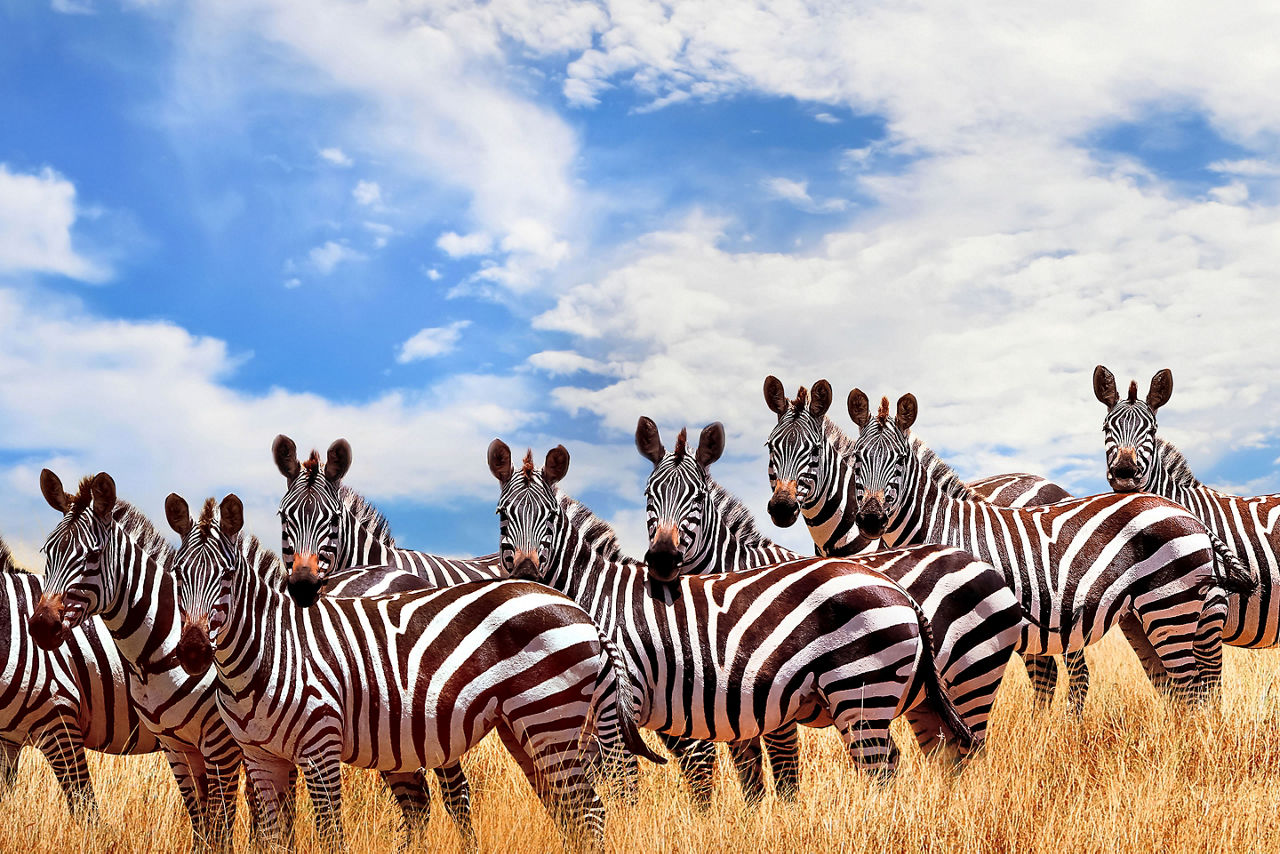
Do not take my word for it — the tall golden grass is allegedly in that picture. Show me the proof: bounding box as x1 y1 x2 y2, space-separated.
4 633 1280 853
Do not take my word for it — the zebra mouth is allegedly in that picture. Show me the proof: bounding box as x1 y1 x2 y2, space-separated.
1107 473 1141 493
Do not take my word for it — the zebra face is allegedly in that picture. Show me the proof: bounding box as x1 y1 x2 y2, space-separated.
1094 366 1172 494
763 377 834 527
169 493 243 676
489 440 570 580
272 435 352 607
636 417 725 582
847 390 917 538
29 470 115 651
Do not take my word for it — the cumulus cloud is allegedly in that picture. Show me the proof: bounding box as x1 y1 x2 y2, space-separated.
319 146 352 166
307 240 365 274
352 179 382 206
396 320 471 363
0 165 108 282
437 230 493 257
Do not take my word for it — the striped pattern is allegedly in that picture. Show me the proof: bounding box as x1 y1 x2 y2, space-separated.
170 494 658 852
642 418 1019 756
846 391 1257 703
29 471 247 851
762 378 1086 704
490 444 976 786
0 535 160 815
272 436 501 592
1096 367 1280 668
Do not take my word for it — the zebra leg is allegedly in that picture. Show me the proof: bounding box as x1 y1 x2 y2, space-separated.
300 746 347 851
728 738 768 806
37 726 97 818
382 769 431 852
762 724 802 801
1022 654 1059 704
823 691 901 782
496 719 604 853
1193 590 1230 701
656 734 715 809
433 762 477 852
1132 592 1204 704
0 741 19 803
161 748 211 852
243 755 299 851
904 705 962 767
1119 613 1174 696
201 743 243 854
1062 650 1091 714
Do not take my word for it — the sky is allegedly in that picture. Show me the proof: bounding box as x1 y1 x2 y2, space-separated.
2 0 1280 567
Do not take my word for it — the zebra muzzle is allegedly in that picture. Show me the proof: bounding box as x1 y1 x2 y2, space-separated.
645 525 683 582
28 593 71 651
767 480 800 527
177 618 215 676
286 553 327 608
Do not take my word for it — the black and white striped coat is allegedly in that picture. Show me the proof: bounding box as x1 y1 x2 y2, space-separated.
27 471 248 852
639 418 1019 751
168 493 660 852
489 442 975 782
1096 367 1280 659
271 436 501 604
845 391 1257 703
0 536 160 815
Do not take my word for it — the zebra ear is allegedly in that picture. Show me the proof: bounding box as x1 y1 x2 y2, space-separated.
544 445 571 485
1146 368 1173 412
324 439 352 482
1093 365 1118 408
635 417 665 466
272 435 301 481
90 472 116 521
487 439 513 484
847 389 871 429
40 469 71 513
763 375 788 417
219 495 244 539
696 422 725 469
810 380 832 418
895 394 918 431
165 493 192 537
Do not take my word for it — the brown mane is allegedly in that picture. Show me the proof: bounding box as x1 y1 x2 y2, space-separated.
521 449 536 480
792 386 808 414
1127 380 1138 403
197 497 218 531
877 396 890 424
673 428 688 460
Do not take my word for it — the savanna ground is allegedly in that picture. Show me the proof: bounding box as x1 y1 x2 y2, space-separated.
4 634 1280 853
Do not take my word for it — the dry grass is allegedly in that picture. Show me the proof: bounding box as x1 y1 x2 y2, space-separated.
5 634 1280 853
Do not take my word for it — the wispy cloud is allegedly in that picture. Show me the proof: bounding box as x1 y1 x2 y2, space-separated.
307 240 366 274
437 231 493 258
397 320 471 363
762 177 847 213
352 180 382 206
319 147 352 167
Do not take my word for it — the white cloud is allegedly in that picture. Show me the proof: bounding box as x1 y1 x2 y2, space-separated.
424 267 442 281
308 240 366 274
319 147 353 167
283 277 301 289
762 177 847 213
396 320 471 363
437 230 493 257
0 289 534 568
352 180 382 206
814 112 839 124
51 0 94 13
0 165 108 282
1209 159 1280 177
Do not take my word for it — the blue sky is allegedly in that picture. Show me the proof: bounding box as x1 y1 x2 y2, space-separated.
2 1 1279 564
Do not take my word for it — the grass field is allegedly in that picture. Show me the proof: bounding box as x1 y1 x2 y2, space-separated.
3 634 1280 853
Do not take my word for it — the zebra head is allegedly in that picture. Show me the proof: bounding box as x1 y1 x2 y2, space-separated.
29 470 116 651
847 390 918 538
488 440 570 581
763 375 834 527
272 434 352 607
635 417 725 582
1094 366 1172 494
168 493 243 677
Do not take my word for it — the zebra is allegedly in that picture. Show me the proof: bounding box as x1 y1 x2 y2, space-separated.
488 440 977 786
843 389 1257 704
762 376 1086 705
26 470 248 852
638 417 1019 768
166 492 663 852
1095 365 1280 679
0 532 161 816
271 435 502 607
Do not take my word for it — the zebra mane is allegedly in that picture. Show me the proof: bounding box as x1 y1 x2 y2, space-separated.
708 479 776 548
237 533 283 579
1157 437 1203 489
559 493 641 565
113 501 176 564
0 533 29 575
914 438 979 501
338 485 395 546
822 414 857 458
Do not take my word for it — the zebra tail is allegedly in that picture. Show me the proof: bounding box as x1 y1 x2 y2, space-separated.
907 598 976 753
596 630 666 766
1207 529 1256 596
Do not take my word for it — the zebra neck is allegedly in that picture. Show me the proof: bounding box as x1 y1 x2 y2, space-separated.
803 433 865 555
217 562 291 696
1148 438 1209 505
340 512 396 568
878 439 971 549
547 512 640 636
693 482 801 573
99 532 183 681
